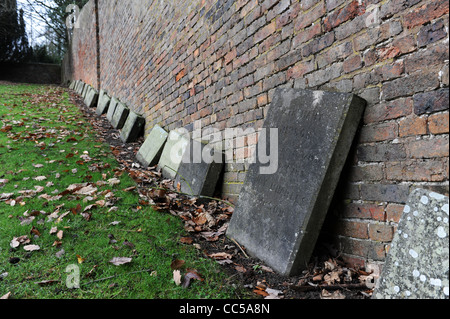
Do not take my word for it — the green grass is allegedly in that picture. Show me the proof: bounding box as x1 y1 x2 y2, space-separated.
0 83 239 299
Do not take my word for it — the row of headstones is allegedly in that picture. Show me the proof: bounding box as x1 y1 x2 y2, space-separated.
69 80 223 198
69 80 145 143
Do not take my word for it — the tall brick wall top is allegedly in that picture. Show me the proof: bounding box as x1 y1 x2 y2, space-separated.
70 0 449 267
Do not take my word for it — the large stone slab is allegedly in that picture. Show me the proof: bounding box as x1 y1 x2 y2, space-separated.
69 81 76 90
96 90 110 116
106 97 119 122
158 129 190 179
373 189 449 299
84 87 99 108
227 88 366 276
111 102 129 129
120 111 145 143
174 139 223 197
136 125 169 168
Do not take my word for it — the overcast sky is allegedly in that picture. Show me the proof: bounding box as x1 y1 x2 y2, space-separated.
17 0 48 46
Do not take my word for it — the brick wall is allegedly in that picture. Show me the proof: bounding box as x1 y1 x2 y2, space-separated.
69 0 449 267
71 0 98 88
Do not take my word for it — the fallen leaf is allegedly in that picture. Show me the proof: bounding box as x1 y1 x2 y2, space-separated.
209 252 232 260
109 257 132 266
170 259 185 270
173 270 182 286
23 245 40 252
180 237 193 244
182 269 203 288
76 254 86 264
57 230 64 240
50 227 58 235
253 289 269 297
0 292 11 299
320 289 346 299
55 249 65 258
34 176 47 181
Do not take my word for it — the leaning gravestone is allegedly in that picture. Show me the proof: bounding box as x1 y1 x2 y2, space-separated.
120 111 145 143
106 97 119 122
373 189 449 299
136 125 169 168
174 139 223 197
96 90 111 115
84 88 99 108
158 129 190 179
227 88 366 276
111 102 130 129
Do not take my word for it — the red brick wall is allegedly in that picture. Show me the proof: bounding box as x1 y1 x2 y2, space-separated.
71 0 98 88
69 0 449 267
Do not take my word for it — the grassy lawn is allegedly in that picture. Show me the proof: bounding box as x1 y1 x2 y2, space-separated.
0 83 238 299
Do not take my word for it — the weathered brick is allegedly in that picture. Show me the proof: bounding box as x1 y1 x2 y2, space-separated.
382 71 439 101
386 159 446 182
292 23 322 48
417 19 447 47
428 112 449 135
286 58 315 80
404 43 449 74
342 202 386 221
398 115 427 137
253 19 277 44
323 0 366 32
359 121 398 143
403 0 449 29
294 0 325 30
301 32 335 57
386 203 405 223
357 143 407 162
336 220 369 239
407 135 449 159
413 88 449 115
316 40 353 69
349 164 385 182
369 223 394 242
363 97 413 124
343 54 362 73
360 183 410 203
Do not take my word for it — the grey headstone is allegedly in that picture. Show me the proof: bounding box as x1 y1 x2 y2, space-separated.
76 82 84 95
227 88 366 276
69 81 76 90
96 90 111 116
373 189 449 299
84 88 99 108
120 111 145 143
81 84 89 99
111 102 130 129
174 139 224 197
158 129 190 179
136 125 169 168
106 97 119 122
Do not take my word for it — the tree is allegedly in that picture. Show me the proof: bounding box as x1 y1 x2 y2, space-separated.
0 0 31 62
22 0 88 63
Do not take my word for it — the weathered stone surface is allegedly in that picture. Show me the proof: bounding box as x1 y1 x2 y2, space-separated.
96 90 110 115
84 87 99 108
106 97 119 122
69 81 76 90
373 189 449 299
158 129 190 179
136 125 169 168
120 111 145 143
227 88 366 276
174 139 224 197
111 102 129 129
76 81 85 95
